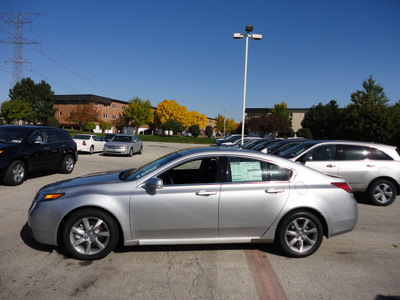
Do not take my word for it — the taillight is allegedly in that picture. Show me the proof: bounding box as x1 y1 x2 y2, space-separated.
331 182 352 193
83 141 86 146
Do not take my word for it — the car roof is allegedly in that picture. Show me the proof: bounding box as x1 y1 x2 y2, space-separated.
301 139 396 149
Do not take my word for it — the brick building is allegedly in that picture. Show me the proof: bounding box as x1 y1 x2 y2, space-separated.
54 94 129 133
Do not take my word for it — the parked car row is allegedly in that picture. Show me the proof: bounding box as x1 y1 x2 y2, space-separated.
0 125 143 186
219 134 400 206
73 134 143 156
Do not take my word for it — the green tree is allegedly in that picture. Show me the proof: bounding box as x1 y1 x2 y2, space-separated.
1 99 33 124
205 125 214 138
270 102 292 125
124 97 153 134
301 100 342 139
162 119 185 135
337 76 395 143
215 114 225 133
189 125 201 137
100 121 112 133
84 121 96 131
46 117 59 128
9 77 56 124
296 128 313 139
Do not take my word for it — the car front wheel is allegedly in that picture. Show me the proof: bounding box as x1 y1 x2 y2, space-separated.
276 211 323 258
61 209 119 260
3 160 26 185
368 179 397 206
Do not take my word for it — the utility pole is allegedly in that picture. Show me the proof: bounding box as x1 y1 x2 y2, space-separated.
0 12 40 87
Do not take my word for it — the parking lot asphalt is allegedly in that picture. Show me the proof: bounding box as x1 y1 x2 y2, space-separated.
0 141 399 299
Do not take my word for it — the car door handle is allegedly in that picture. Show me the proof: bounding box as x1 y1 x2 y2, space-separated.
366 164 375 167
326 164 336 168
196 191 217 196
265 189 284 194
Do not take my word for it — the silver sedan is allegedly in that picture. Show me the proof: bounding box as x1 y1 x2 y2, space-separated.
28 147 358 260
103 134 143 156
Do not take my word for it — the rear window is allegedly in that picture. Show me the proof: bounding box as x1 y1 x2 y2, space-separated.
73 135 91 140
372 148 393 160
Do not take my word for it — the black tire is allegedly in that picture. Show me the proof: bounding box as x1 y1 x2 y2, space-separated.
3 160 26 186
368 179 397 206
128 148 133 157
60 154 75 174
61 208 119 260
276 211 323 258
89 145 94 154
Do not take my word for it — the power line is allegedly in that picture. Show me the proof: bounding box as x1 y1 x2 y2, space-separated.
31 30 125 95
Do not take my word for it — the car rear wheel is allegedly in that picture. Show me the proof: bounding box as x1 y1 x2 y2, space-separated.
89 145 94 154
60 154 75 173
3 160 26 186
61 209 119 260
277 211 323 258
368 179 396 206
138 146 143 154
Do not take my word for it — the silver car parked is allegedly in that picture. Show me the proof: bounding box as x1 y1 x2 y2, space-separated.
28 147 357 260
103 134 143 156
280 140 400 206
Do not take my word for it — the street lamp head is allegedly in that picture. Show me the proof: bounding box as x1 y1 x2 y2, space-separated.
233 33 244 39
245 25 253 33
251 33 262 40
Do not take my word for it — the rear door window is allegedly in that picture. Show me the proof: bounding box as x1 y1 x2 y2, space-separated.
337 145 373 160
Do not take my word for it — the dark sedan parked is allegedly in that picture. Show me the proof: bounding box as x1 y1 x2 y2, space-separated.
0 125 78 185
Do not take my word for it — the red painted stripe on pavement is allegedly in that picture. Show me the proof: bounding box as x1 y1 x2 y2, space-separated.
246 250 288 300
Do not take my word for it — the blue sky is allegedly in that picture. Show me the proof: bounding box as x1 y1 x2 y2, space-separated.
1 0 399 122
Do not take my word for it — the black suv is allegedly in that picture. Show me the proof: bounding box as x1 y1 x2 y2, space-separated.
0 125 78 186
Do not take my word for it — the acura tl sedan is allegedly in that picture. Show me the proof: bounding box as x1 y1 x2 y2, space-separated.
28 147 358 260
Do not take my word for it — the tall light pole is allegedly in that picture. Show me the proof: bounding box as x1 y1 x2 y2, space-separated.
234 25 262 145
217 104 226 137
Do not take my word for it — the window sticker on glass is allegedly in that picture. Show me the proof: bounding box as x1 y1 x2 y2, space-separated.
231 161 262 182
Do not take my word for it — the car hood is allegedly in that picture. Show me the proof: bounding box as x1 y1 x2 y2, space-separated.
39 170 125 192
0 142 22 150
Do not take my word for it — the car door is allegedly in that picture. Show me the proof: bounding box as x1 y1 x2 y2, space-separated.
336 144 379 191
26 130 53 170
219 156 291 237
129 157 221 240
132 135 141 152
92 135 104 152
298 144 339 176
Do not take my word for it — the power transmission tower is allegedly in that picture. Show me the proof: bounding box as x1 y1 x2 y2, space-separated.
0 12 41 87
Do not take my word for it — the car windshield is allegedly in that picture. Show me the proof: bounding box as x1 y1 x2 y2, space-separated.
280 142 316 158
73 135 91 140
0 127 30 144
120 152 180 181
112 136 133 143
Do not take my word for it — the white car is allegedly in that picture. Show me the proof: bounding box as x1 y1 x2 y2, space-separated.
73 134 105 154
280 140 400 206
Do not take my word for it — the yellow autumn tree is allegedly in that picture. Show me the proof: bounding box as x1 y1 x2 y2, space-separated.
155 99 206 128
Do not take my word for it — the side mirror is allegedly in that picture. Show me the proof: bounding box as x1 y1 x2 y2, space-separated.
147 177 163 190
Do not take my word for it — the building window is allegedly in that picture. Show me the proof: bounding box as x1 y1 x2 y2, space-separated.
112 104 117 109
104 104 109 108
103 114 108 119
122 105 125 110
58 112 62 116
112 115 117 120
95 102 99 106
